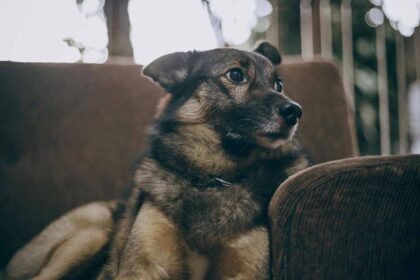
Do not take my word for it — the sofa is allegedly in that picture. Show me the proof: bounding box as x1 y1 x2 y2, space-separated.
0 60 419 279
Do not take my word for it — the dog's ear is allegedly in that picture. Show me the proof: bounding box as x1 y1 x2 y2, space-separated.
142 52 193 93
254 42 282 65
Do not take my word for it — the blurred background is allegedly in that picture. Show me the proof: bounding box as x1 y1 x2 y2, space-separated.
0 0 419 156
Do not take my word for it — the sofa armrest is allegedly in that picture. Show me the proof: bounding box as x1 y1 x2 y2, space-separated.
269 155 420 280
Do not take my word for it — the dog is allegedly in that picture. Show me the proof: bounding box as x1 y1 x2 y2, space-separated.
6 42 309 280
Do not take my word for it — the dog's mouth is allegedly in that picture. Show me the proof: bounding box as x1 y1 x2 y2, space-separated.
255 125 297 149
257 131 289 140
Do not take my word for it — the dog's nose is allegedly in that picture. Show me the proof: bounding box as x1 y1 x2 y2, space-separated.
278 102 302 126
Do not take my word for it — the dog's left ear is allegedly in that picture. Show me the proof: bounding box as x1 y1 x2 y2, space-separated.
142 52 193 93
254 42 282 65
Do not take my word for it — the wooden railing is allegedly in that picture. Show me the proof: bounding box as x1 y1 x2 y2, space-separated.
268 0 420 155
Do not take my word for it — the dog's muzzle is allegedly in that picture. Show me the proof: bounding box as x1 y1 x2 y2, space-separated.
277 101 302 126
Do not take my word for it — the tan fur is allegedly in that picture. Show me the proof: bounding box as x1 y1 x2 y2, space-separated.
154 94 172 119
177 97 208 123
6 201 116 280
101 199 269 280
97 186 148 278
256 124 298 149
186 248 209 280
286 155 310 177
101 200 185 280
168 124 240 174
209 227 270 279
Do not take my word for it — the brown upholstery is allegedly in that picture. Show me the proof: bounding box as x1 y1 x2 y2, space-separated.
0 62 166 267
0 59 357 268
269 155 420 280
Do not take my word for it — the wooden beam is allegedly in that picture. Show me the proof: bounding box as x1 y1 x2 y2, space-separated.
416 28 420 81
376 24 391 155
104 0 133 59
311 0 321 54
300 0 314 59
267 0 280 49
395 32 407 154
320 0 332 58
341 0 355 110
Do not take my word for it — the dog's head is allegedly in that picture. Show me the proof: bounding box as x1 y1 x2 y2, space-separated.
143 42 302 150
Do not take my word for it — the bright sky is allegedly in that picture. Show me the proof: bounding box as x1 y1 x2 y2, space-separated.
381 0 420 36
0 0 108 63
128 0 219 65
0 0 272 64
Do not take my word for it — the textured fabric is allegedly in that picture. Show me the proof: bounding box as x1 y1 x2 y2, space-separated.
269 155 420 280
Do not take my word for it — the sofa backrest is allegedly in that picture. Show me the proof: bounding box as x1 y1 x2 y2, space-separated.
278 59 358 163
0 62 165 267
0 60 357 267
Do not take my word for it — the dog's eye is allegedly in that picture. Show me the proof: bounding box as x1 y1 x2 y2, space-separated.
274 78 283 92
226 68 247 84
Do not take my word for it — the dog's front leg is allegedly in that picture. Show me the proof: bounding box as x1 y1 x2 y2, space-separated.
210 226 270 280
114 200 185 280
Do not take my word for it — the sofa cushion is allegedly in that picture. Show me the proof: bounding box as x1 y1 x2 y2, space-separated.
269 155 420 280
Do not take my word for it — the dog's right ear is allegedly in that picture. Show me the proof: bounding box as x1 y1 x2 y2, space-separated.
254 42 282 65
142 52 192 93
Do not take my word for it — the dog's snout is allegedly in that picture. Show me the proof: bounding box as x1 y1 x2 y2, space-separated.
278 102 302 126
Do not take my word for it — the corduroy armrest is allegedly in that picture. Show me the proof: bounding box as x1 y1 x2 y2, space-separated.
269 155 420 280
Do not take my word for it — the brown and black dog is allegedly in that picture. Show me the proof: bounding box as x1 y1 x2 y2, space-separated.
6 42 308 280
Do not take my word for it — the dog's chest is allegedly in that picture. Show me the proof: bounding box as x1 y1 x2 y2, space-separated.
185 248 209 280
138 158 287 251
171 182 262 252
